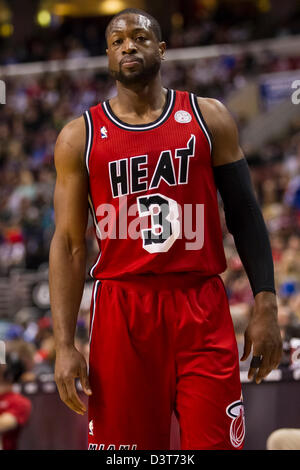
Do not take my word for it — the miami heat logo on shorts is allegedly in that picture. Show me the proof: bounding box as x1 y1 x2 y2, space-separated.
226 399 245 448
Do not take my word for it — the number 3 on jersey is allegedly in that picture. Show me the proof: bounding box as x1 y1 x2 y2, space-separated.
137 193 180 253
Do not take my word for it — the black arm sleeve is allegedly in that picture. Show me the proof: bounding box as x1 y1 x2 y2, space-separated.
213 158 276 297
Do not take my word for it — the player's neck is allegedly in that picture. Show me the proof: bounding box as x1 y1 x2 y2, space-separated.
113 76 166 117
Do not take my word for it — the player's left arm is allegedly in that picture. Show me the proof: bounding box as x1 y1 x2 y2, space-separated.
198 97 282 384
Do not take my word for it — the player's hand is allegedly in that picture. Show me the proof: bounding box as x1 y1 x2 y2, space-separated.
54 345 92 415
240 291 282 384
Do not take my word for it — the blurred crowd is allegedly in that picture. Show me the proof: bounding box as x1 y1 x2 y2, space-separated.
1 1 300 65
0 47 300 383
222 127 300 368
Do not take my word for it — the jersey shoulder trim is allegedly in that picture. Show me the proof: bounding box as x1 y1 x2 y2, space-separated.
83 108 102 249
101 88 176 131
189 93 213 154
83 109 93 175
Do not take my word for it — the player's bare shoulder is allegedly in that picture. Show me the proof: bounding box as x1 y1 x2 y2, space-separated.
54 116 86 172
196 97 243 165
196 97 238 137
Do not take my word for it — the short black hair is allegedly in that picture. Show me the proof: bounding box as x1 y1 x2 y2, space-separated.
105 8 162 42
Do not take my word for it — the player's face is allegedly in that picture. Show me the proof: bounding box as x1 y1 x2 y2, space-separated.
106 14 166 85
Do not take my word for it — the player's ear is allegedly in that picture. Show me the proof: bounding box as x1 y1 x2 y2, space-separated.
159 41 166 60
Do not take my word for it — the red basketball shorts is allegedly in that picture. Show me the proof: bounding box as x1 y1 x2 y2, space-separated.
88 273 245 450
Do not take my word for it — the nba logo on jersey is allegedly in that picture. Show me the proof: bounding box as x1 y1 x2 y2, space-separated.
100 126 108 139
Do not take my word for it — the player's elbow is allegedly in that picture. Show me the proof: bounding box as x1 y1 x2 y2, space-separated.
50 229 86 263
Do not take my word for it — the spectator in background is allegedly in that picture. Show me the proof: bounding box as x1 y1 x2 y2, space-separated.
6 340 36 383
0 352 32 450
277 302 300 342
33 331 56 377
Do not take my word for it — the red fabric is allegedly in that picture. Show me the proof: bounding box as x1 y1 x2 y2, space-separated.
88 274 244 450
86 89 227 281
5 229 23 244
0 392 31 450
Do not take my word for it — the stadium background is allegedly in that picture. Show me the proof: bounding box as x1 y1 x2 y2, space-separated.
0 0 300 450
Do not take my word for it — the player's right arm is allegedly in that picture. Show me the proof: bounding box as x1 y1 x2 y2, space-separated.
199 97 282 384
49 116 92 415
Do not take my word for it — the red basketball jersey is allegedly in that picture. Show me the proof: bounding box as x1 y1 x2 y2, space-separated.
83 89 226 280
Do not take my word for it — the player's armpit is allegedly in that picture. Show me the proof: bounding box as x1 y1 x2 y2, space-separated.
196 97 244 166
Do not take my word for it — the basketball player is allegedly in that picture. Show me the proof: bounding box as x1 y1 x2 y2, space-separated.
49 9 282 450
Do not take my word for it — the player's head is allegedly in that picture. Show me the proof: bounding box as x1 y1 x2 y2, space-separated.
105 8 166 86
